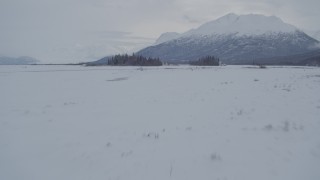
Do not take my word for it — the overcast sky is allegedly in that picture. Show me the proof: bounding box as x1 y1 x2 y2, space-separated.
1 0 320 63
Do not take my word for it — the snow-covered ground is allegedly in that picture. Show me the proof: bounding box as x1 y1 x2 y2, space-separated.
1 65 320 180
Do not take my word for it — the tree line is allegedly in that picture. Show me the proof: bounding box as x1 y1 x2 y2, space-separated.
189 56 220 66
86 54 221 66
107 54 162 66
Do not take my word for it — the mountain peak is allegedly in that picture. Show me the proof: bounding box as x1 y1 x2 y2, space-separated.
185 13 298 36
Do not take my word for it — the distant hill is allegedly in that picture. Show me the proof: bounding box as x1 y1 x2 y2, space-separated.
137 13 320 65
85 56 110 66
0 56 39 65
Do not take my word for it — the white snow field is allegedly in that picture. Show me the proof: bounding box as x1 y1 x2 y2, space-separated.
1 65 320 180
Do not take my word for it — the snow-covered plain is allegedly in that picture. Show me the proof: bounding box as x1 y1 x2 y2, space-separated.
1 65 320 180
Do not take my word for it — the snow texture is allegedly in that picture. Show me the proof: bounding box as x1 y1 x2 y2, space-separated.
1 65 320 180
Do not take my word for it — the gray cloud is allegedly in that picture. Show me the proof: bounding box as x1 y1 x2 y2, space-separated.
182 15 204 24
0 0 319 63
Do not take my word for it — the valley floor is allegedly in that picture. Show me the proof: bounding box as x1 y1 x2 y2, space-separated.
1 65 320 180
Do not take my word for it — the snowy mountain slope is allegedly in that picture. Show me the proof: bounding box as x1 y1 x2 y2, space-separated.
140 31 318 64
138 14 319 64
1 65 320 180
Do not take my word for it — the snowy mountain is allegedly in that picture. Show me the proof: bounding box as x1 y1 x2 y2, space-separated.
0 56 39 65
138 13 320 64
